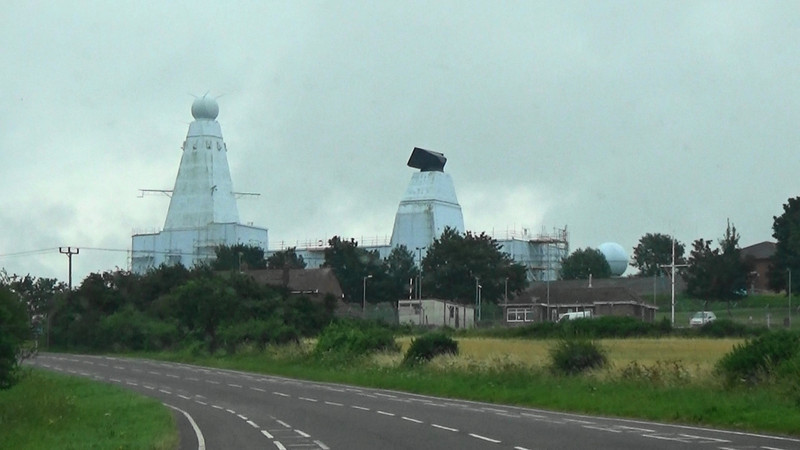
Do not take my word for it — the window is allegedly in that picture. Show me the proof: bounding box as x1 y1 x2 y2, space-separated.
507 307 533 323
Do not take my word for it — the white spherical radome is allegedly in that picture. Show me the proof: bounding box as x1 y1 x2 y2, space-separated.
598 242 628 276
191 95 219 120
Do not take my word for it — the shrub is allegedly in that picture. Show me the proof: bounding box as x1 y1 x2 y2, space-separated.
696 318 766 338
548 338 607 375
314 320 398 358
219 318 300 353
716 330 800 385
98 305 180 352
619 360 690 386
0 286 30 389
402 332 458 365
563 316 669 338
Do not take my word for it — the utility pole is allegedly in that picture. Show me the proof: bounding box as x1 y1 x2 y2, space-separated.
659 238 687 326
788 268 792 328
415 247 425 299
59 247 79 290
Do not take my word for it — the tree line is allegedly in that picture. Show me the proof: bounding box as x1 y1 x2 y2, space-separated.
560 195 800 312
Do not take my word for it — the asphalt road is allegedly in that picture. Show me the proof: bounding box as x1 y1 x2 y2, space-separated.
28 353 800 450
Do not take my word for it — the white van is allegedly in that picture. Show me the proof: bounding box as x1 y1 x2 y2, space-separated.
557 311 593 322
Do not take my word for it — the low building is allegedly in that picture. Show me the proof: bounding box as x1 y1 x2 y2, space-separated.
503 284 657 325
741 241 776 293
245 268 344 300
398 299 475 329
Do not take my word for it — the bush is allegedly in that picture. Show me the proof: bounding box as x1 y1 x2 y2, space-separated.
0 286 30 389
314 320 398 358
563 316 670 338
695 318 763 338
484 316 672 340
98 305 180 352
219 318 299 353
620 360 690 386
716 330 800 386
549 338 607 375
402 332 458 365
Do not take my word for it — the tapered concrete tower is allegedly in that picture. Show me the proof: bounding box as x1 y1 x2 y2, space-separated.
164 95 239 229
131 96 268 272
390 148 465 256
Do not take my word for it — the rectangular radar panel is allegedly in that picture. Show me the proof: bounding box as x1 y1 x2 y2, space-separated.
407 147 447 172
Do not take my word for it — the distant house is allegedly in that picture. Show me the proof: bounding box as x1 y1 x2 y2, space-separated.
740 241 776 293
503 283 657 325
398 299 475 329
245 268 344 300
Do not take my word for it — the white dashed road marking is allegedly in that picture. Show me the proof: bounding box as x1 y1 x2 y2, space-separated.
470 433 501 443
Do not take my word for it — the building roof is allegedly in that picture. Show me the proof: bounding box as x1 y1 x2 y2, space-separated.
511 284 644 306
245 268 344 299
741 241 776 260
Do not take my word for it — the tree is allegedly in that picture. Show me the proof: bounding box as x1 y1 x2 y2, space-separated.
422 227 527 304
560 248 612 280
768 196 800 293
212 244 267 271
0 285 30 389
266 247 307 269
384 245 418 304
323 236 381 302
165 276 239 352
682 221 751 313
631 233 685 277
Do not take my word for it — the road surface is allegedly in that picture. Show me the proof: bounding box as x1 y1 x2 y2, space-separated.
28 353 800 450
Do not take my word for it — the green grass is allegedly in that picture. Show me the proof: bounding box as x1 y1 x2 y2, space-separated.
655 293 796 329
143 340 800 437
0 369 177 450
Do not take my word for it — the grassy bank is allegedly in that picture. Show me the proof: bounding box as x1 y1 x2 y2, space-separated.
0 369 178 450
149 336 800 437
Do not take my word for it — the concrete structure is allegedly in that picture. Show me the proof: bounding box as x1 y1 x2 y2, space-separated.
273 148 568 281
389 148 465 257
398 298 475 329
131 97 268 273
496 227 569 281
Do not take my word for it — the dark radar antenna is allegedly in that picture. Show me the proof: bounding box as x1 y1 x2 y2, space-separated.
407 147 446 172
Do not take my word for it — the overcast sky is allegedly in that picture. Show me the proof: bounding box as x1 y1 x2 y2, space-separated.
2 1 799 284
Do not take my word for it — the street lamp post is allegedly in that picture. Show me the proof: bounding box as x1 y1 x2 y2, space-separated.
478 284 482 321
415 247 425 299
362 274 373 314
474 276 482 322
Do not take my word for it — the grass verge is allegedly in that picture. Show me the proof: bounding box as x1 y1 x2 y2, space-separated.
0 368 178 450
145 337 800 437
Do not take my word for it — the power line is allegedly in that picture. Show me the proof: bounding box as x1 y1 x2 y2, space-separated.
0 248 59 258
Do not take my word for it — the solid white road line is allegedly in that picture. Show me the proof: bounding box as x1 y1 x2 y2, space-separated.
165 403 206 450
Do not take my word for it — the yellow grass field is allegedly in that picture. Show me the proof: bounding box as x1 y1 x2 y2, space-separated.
388 336 743 378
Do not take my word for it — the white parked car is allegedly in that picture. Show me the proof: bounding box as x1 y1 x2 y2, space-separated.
557 311 593 322
689 311 717 327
